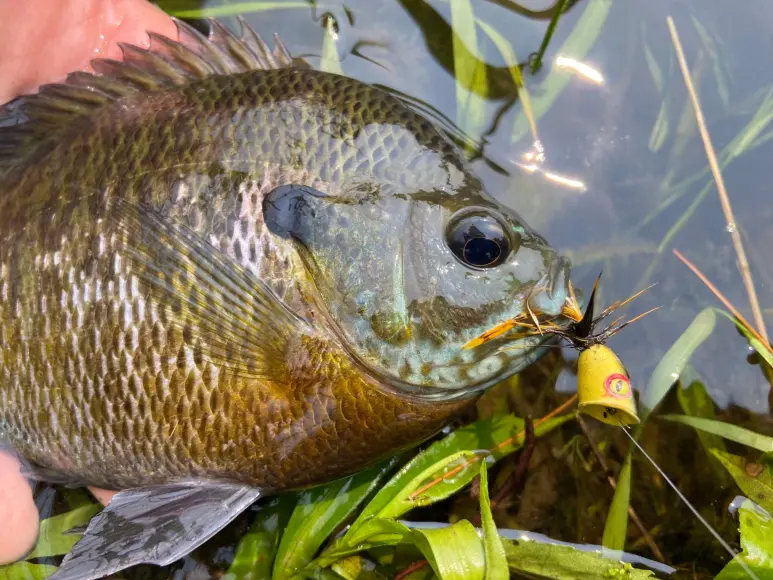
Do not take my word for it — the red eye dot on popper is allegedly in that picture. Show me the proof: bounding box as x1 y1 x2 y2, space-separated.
604 373 632 399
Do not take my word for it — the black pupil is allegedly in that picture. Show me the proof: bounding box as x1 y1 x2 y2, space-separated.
464 237 501 266
447 214 512 268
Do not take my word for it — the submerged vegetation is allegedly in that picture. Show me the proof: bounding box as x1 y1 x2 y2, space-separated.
2 0 773 578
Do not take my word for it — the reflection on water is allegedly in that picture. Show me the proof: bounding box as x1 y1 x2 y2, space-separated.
46 0 773 576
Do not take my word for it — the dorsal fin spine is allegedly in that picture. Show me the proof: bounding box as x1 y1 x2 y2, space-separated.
0 17 298 176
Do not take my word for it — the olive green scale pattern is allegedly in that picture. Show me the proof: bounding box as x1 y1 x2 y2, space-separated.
0 67 470 490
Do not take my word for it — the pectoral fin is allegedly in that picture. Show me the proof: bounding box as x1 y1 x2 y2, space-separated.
48 481 261 580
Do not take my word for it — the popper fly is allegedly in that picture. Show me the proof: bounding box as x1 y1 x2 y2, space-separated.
463 274 659 426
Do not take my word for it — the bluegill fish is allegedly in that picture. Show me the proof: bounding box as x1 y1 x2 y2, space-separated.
0 17 573 579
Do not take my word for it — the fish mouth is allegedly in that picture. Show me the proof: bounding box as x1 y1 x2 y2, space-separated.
526 255 574 319
397 257 579 400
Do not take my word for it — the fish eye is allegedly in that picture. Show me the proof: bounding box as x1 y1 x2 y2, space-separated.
446 210 514 269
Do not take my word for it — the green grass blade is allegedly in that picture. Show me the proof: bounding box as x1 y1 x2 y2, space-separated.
476 20 536 141
642 33 664 94
272 458 397 579
159 1 312 18
503 537 656 579
478 464 508 580
690 15 732 109
602 453 632 551
636 87 773 287
411 520 485 580
648 100 670 152
711 448 773 514
320 16 344 75
661 415 773 453
222 495 295 580
640 307 716 420
0 562 58 580
450 0 488 155
511 0 612 143
24 503 102 560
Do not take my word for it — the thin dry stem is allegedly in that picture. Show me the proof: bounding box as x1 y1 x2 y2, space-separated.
667 16 769 347
674 249 773 358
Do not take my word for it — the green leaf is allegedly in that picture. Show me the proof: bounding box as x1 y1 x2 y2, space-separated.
714 308 773 370
320 15 344 75
502 539 656 579
602 454 632 551
511 0 612 143
273 459 397 579
330 555 390 580
375 450 487 521
478 464 508 580
711 448 773 514
676 379 730 481
676 379 723 449
159 1 311 18
222 495 295 580
640 307 716 420
0 562 58 580
660 415 773 453
715 500 773 579
411 520 485 580
449 0 488 154
315 518 413 567
347 413 573 532
25 503 102 560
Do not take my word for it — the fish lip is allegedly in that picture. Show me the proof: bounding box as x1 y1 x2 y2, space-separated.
545 255 572 313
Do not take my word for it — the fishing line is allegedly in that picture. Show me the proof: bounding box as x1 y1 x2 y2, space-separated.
618 422 759 580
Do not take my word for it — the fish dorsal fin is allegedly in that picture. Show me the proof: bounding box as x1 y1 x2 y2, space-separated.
0 17 301 176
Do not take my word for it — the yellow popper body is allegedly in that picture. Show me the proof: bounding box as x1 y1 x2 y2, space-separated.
577 344 640 426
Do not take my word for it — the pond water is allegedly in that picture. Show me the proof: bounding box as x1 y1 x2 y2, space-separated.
22 0 773 577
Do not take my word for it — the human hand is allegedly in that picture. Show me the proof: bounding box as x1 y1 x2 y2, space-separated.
0 0 175 564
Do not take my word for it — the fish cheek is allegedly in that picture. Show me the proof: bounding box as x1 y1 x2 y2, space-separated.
264 184 417 369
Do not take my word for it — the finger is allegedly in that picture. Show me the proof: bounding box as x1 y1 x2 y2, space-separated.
88 486 118 507
0 0 176 104
0 451 39 565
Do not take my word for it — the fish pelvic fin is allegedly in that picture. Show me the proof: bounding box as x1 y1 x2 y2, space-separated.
0 17 306 176
46 481 262 580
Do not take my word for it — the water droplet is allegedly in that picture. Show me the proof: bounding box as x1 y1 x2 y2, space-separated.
726 222 736 233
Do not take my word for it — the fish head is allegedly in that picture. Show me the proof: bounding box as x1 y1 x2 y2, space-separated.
264 104 573 396
266 179 572 396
